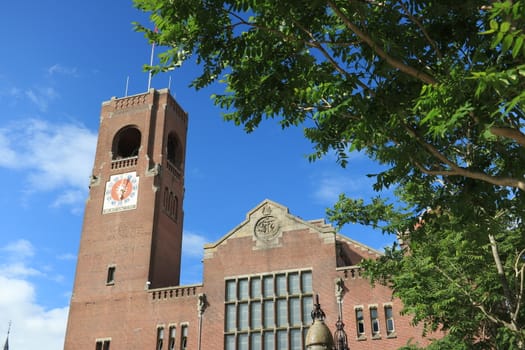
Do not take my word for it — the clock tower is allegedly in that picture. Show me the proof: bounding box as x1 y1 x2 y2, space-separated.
65 89 188 349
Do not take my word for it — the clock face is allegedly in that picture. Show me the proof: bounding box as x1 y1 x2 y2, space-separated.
103 172 139 214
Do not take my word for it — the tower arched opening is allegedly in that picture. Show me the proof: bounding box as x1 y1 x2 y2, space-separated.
166 132 183 169
112 126 141 159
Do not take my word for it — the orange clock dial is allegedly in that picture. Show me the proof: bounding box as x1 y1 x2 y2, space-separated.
111 179 133 201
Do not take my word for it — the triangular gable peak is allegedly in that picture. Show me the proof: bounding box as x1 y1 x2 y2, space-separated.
203 199 335 259
335 233 383 267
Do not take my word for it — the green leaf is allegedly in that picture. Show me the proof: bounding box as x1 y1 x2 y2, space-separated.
500 21 511 33
490 19 499 31
512 35 524 57
502 33 514 52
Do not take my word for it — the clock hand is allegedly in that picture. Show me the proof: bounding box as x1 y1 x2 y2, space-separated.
119 179 130 200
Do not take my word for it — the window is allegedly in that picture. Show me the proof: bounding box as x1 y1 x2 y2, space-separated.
156 327 164 350
106 266 115 285
385 305 395 336
180 324 188 350
355 308 365 338
162 188 178 221
370 307 380 337
167 132 182 168
168 326 176 350
95 340 110 350
112 126 141 159
239 279 249 299
224 270 312 350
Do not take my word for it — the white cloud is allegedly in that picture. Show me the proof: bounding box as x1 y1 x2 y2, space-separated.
0 275 68 350
47 64 79 77
0 240 69 350
0 119 97 209
2 239 35 259
0 262 43 279
182 231 207 258
312 172 374 205
24 87 59 112
0 133 19 168
57 253 76 261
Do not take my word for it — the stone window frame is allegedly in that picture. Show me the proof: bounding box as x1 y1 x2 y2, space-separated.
383 303 397 338
354 305 367 341
180 323 189 350
369 304 381 339
156 325 165 350
167 324 177 350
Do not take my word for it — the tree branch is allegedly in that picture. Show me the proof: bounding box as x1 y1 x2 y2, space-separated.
413 160 525 191
490 126 525 147
434 264 512 330
290 19 374 96
513 249 525 323
406 124 525 191
488 234 519 332
397 1 443 60
326 0 437 85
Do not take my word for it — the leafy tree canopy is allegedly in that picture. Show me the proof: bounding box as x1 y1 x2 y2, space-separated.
134 0 525 348
134 0 525 193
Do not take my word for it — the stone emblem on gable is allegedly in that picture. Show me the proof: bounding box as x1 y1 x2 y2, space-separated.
254 216 280 241
253 204 280 242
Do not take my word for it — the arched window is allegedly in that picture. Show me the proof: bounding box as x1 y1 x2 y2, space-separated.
112 126 141 159
166 132 182 168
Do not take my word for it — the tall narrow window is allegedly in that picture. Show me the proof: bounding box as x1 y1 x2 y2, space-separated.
156 327 164 350
238 333 248 350
226 304 236 331
251 333 261 349
168 326 176 350
370 307 380 337
226 280 236 301
239 278 249 300
385 305 395 336
180 325 188 350
166 132 182 169
225 335 235 350
106 266 115 285
355 308 365 338
239 303 249 330
276 274 286 296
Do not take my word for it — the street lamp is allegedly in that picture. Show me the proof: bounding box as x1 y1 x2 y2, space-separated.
305 295 334 350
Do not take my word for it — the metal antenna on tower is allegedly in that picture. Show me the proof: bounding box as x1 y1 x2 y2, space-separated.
125 76 130 97
147 27 158 91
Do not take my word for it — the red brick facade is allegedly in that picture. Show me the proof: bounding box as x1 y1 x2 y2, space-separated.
64 89 434 349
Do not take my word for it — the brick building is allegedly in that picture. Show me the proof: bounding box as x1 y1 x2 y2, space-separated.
64 89 432 350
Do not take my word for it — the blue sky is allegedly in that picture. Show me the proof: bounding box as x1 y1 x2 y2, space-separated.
0 2 393 349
